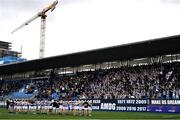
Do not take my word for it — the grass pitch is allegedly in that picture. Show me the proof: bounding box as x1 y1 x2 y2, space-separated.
0 108 180 119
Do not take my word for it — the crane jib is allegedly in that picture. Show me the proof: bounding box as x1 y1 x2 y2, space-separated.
11 0 58 59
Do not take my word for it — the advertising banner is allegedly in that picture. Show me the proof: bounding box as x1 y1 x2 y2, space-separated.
86 99 180 112
88 99 148 112
150 100 180 105
147 105 180 113
0 101 6 107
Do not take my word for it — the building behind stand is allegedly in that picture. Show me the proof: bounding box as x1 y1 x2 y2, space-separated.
0 41 26 64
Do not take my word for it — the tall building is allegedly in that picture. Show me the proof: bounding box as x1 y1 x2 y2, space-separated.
0 41 26 64
0 41 20 57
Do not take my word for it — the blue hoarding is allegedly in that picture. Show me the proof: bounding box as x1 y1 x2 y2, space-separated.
147 105 180 113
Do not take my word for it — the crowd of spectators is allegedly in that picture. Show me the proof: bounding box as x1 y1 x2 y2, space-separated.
0 80 23 97
33 62 180 100
1 62 180 100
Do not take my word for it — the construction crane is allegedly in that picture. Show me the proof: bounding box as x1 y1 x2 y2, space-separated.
11 0 58 58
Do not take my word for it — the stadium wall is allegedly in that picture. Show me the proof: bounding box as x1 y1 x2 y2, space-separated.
1 99 180 113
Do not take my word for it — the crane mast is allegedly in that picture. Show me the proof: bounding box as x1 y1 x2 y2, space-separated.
39 15 46 58
12 1 58 59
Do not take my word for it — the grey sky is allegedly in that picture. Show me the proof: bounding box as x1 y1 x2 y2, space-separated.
161 0 180 4
1 0 180 60
0 0 91 10
0 0 45 10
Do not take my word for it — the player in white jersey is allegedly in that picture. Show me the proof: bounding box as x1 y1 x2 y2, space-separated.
40 100 46 113
62 101 69 114
73 100 79 116
22 101 28 113
13 100 17 113
68 101 73 114
46 100 51 114
16 101 22 113
58 100 63 114
78 100 84 116
35 101 42 114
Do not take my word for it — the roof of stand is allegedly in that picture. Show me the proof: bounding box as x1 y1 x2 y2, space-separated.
0 35 180 75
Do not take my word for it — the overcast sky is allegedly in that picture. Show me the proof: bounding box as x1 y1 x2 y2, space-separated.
0 0 180 60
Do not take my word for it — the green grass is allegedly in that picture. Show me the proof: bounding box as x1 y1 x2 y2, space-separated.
0 108 180 119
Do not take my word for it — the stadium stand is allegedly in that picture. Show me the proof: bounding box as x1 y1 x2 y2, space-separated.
8 62 176 100
0 35 180 113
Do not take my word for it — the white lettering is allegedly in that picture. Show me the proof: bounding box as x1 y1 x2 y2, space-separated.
100 103 116 110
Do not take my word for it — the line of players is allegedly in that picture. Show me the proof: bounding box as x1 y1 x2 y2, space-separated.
7 99 92 116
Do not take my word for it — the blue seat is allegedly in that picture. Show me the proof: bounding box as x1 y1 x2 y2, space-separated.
11 92 34 99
